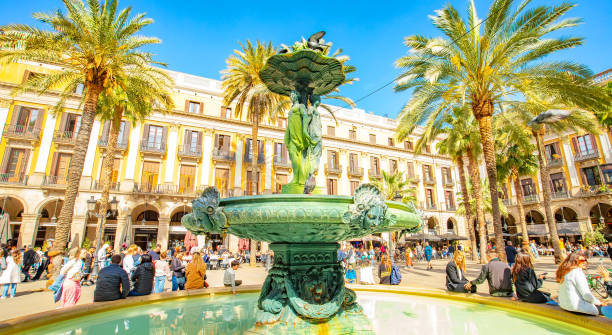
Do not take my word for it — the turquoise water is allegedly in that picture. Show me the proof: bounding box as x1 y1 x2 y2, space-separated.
19 292 598 335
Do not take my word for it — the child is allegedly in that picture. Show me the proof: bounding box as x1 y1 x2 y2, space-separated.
224 260 242 295
345 264 357 284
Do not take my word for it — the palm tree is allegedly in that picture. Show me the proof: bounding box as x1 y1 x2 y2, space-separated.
371 171 417 203
0 0 164 267
394 0 609 261
96 68 174 248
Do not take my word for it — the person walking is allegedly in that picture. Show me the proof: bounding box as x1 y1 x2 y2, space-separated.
170 252 186 291
556 252 607 315
21 246 37 282
224 260 242 295
512 253 550 303
185 252 207 290
424 242 433 270
445 250 475 293
129 254 154 296
59 248 86 308
0 250 21 299
378 254 392 285
94 254 130 302
153 251 171 293
505 241 518 268
405 246 413 268
465 251 513 297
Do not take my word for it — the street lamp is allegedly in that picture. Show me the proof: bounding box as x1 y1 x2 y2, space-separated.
88 196 118 279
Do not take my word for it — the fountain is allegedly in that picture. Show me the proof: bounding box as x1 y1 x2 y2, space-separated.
179 31 422 333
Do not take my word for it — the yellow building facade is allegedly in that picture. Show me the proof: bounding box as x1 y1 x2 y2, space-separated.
0 61 463 251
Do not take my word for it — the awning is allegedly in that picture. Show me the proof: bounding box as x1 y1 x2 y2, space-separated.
439 233 469 241
403 233 442 242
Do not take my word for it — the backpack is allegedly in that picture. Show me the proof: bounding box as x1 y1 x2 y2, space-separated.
390 265 402 285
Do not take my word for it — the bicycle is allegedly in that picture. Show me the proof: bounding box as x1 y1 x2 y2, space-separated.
586 274 609 299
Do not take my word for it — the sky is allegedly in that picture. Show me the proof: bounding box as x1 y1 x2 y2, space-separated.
1 0 611 119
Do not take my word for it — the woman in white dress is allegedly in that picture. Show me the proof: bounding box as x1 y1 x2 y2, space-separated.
556 252 607 315
0 250 22 299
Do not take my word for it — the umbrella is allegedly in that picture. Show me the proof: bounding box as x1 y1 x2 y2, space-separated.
556 228 581 236
348 235 383 242
404 233 442 242
487 233 520 238
0 213 11 245
439 233 468 241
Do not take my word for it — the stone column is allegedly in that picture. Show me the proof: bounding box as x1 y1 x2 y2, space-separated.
264 140 273 194
339 150 350 195
81 120 101 188
164 125 179 184
18 214 38 248
228 234 239 252
562 140 580 190
200 130 214 186
157 217 170 250
233 135 244 196
30 112 57 185
69 215 87 248
114 216 127 251
121 123 141 192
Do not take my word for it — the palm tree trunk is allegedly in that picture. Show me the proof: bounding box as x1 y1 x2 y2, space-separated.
533 127 562 263
96 108 123 249
467 150 488 264
50 84 103 273
475 113 506 262
457 154 478 262
249 115 259 266
512 170 529 244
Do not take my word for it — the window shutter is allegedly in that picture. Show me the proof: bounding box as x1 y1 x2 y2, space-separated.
214 134 220 150
0 149 10 174
101 121 110 143
571 137 578 154
19 150 30 176
161 126 168 150
34 109 44 130
244 139 251 160
199 102 204 114
122 121 130 145
183 130 190 148
184 100 190 113
9 106 21 125
197 131 202 149
58 112 68 132
589 134 597 152
142 124 150 147
223 135 230 152
258 139 264 157
49 152 59 177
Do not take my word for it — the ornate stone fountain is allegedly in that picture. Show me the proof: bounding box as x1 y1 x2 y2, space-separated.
182 32 422 333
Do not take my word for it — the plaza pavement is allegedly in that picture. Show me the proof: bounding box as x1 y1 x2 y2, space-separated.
1 256 610 322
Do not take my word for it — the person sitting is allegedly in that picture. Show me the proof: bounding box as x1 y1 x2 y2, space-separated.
557 252 607 315
446 250 475 293
596 265 612 298
129 254 154 296
465 251 513 296
94 254 130 302
378 254 392 285
345 264 357 284
224 260 242 295
512 253 550 303
185 252 207 290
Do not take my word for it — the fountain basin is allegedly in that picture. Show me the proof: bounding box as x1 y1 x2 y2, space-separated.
4 286 609 335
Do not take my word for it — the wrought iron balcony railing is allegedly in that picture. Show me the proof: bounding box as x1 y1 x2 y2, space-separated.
42 175 67 187
325 163 342 175
273 155 290 168
90 180 120 191
212 149 235 162
574 150 599 162
3 124 41 141
140 141 166 155
53 130 77 145
423 176 436 185
178 144 202 159
0 173 28 185
133 183 178 194
368 169 382 179
244 152 265 164
547 158 563 168
347 167 364 178
523 194 540 204
551 190 569 199
98 138 129 150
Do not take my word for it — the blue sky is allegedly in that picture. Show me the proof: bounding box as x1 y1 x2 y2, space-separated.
1 0 611 118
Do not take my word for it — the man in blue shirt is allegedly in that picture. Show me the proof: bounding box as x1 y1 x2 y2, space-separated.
424 242 433 270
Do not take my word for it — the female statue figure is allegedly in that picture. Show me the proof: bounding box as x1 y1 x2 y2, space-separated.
283 91 312 193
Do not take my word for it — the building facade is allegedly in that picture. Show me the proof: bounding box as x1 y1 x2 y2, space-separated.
0 61 464 251
498 69 612 241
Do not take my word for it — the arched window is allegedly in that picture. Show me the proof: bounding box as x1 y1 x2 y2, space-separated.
171 211 187 223
136 210 158 222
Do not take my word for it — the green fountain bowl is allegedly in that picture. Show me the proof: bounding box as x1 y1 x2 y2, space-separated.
219 194 421 243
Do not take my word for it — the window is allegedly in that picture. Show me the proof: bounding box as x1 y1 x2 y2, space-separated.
388 137 394 147
186 101 201 114
274 173 288 194
2 148 29 182
51 153 72 184
22 70 45 84
369 134 376 144
146 125 164 150
349 129 356 140
328 151 339 169
246 171 261 195
442 167 452 183
141 161 160 190
573 134 597 155
406 162 415 178
350 181 360 194
179 165 196 193
183 130 201 153
581 166 601 187
62 113 81 134
550 173 566 193
221 107 232 118
214 168 230 197
349 153 359 172
370 156 380 174
274 143 287 163
423 165 433 181
445 191 455 209
245 138 264 162
110 159 121 184
521 178 536 196
602 164 612 185
424 145 431 154
389 159 398 173
277 117 287 128
327 178 338 195
404 141 413 151
327 126 335 136
545 142 562 162
12 106 42 132
425 189 435 208
215 134 231 153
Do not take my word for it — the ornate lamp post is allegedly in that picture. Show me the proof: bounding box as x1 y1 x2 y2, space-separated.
88 195 118 278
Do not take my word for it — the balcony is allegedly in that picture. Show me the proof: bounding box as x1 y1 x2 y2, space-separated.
133 183 178 195
140 141 166 155
90 180 120 192
177 144 202 160
523 194 540 204
443 203 456 211
0 173 28 185
325 163 342 175
244 152 265 165
212 149 235 162
579 185 612 197
408 176 420 184
547 158 563 168
41 175 67 187
443 178 454 187
551 190 569 199
368 169 382 179
574 150 599 162
422 202 437 210
98 138 129 151
53 130 77 145
273 155 291 169
423 176 436 185
3 124 41 142
502 199 514 206
347 167 364 178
